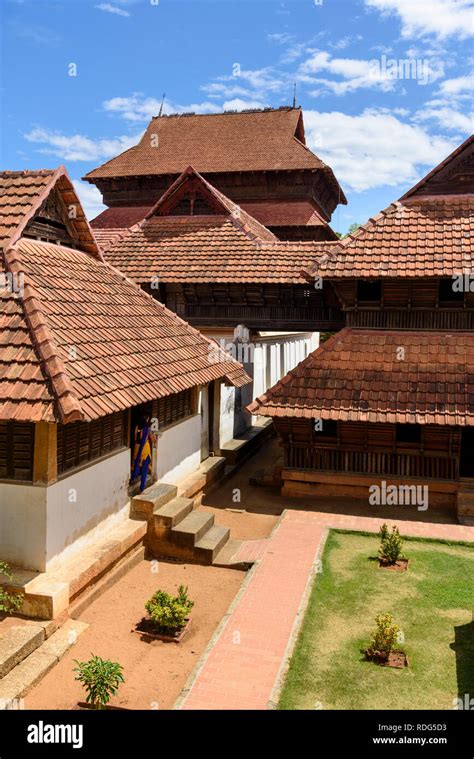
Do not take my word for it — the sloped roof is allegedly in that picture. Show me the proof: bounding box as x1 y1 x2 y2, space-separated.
400 134 474 200
84 108 324 178
305 196 473 279
248 328 474 426
0 168 99 257
104 167 331 283
240 199 331 229
92 205 152 229
1 238 250 424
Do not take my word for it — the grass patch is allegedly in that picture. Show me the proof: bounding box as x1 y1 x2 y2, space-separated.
278 531 474 710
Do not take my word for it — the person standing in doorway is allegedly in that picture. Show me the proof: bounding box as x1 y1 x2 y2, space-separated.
131 410 157 493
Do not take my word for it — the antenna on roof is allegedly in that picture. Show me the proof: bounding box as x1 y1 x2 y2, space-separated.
292 82 297 109
158 93 166 118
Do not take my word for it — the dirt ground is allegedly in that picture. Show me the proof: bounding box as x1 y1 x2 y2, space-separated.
26 559 244 711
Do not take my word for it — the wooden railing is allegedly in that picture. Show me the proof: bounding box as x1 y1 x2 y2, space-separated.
184 303 344 328
285 445 459 480
347 309 474 330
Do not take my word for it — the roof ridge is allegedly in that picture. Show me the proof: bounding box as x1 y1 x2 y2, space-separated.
4 241 84 424
151 106 300 120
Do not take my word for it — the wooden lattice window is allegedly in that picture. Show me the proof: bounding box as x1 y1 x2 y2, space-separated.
151 389 194 430
0 421 35 481
57 411 128 475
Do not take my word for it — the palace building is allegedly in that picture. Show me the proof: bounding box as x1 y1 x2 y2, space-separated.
249 136 474 524
84 107 346 243
0 167 249 574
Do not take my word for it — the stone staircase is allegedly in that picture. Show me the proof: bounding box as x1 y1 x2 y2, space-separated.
457 482 474 525
131 479 242 566
0 618 87 708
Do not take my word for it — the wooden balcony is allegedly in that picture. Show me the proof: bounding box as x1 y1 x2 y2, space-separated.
182 303 345 331
285 445 459 481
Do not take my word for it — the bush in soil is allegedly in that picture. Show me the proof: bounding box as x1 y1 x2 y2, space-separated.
74 655 125 709
368 613 402 659
0 561 23 615
145 584 194 632
379 525 404 564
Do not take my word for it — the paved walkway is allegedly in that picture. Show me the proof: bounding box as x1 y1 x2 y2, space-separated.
177 509 474 710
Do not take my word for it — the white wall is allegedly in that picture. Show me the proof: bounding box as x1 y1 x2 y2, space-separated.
0 448 130 573
45 448 130 571
156 413 201 485
0 482 47 571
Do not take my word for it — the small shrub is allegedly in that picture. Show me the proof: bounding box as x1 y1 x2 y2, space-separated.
379 525 404 564
74 655 125 709
368 613 402 659
145 584 194 633
0 561 23 615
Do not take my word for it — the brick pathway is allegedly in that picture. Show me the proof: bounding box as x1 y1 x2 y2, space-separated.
177 509 474 710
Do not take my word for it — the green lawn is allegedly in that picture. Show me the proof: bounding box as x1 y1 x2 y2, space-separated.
278 530 474 710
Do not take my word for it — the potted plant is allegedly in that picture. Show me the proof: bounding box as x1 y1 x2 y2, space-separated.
134 584 194 642
378 525 408 570
0 561 23 616
365 613 408 668
73 655 125 710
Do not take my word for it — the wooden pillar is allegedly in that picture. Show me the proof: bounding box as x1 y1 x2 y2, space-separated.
33 422 58 484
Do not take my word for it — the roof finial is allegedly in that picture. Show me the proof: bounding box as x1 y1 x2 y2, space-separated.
158 93 166 117
292 82 297 109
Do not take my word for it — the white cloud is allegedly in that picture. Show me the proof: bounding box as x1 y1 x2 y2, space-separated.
72 180 106 222
304 108 457 192
95 3 130 17
24 128 141 161
414 105 473 132
103 94 220 121
222 98 269 111
438 73 474 96
300 50 443 94
365 0 474 39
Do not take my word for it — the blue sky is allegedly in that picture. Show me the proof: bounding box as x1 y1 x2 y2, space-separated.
1 0 472 232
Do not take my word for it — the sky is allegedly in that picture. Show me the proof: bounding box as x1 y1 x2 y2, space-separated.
1 0 473 233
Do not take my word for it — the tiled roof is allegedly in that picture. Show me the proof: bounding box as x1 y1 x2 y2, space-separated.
93 228 127 249
104 167 331 283
306 196 474 279
1 237 250 423
248 328 474 426
0 170 55 248
240 199 329 228
92 205 152 229
84 108 326 178
104 215 330 283
0 167 100 258
400 135 474 200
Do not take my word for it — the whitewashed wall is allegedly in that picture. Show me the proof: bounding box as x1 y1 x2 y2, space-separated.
156 413 201 484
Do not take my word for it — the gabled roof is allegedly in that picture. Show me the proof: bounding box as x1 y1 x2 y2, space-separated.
0 167 99 257
248 328 474 426
304 138 474 281
1 238 249 424
83 107 346 203
103 167 332 283
400 135 474 200
305 196 474 279
1 168 250 424
92 205 152 229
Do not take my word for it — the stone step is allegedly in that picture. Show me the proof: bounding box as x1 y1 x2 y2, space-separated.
132 482 178 519
194 525 230 564
0 625 45 680
213 538 249 569
0 619 88 708
170 511 214 548
153 497 194 530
